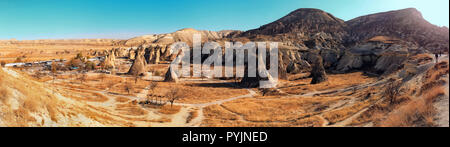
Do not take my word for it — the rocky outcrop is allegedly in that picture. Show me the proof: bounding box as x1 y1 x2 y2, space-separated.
113 48 130 57
163 67 179 83
310 54 328 84
335 51 364 73
335 40 411 74
319 48 341 69
128 48 136 60
127 46 147 76
102 50 116 69
374 52 409 75
240 52 278 88
234 8 448 76
279 49 311 74
144 45 168 64
119 28 241 47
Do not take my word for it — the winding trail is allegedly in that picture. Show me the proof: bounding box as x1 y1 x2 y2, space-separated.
29 66 400 127
54 75 388 126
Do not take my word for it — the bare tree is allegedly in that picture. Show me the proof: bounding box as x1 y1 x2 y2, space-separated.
165 87 185 107
148 81 158 94
147 81 159 104
384 79 402 104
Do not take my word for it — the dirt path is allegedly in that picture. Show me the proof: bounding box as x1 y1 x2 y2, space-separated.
431 55 449 127
434 80 449 127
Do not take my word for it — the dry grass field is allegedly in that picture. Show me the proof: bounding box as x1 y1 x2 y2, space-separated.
279 72 376 95
0 44 113 63
1 42 448 127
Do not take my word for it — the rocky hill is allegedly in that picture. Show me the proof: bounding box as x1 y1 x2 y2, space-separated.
242 8 347 37
119 28 241 47
238 8 348 50
346 8 449 51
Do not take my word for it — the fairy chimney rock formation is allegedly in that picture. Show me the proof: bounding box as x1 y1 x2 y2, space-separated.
310 54 328 84
127 46 147 76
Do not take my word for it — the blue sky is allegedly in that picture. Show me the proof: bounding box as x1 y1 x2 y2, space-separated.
0 0 448 40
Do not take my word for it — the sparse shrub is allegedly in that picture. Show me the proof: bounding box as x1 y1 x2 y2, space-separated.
422 87 446 104
153 70 162 76
66 58 83 69
15 57 23 63
381 99 436 127
384 79 402 104
75 52 83 59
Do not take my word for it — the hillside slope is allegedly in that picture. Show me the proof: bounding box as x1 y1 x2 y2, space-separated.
346 8 449 51
0 68 105 126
